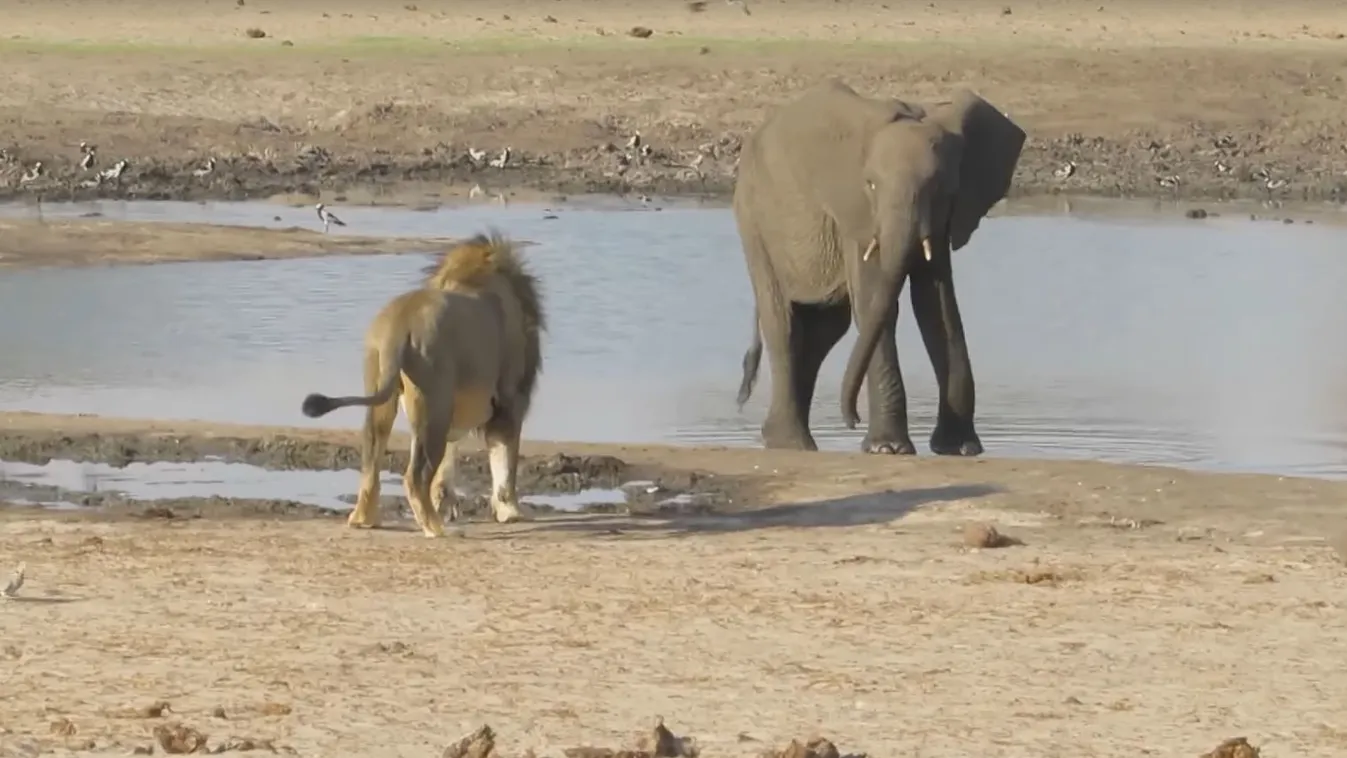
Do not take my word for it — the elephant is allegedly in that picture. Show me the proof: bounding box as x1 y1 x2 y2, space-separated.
731 79 1025 455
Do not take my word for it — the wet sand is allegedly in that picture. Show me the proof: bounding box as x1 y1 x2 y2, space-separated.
0 218 461 269
1 411 1345 755
1 0 1345 206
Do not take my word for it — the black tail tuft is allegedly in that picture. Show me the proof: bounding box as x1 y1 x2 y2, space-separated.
301 393 336 418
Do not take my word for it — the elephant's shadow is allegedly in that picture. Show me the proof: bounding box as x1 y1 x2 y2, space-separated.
520 483 1003 538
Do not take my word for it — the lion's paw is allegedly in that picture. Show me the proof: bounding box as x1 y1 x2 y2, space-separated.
491 500 528 524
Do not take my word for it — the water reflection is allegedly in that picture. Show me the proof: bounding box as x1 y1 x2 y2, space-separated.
1 201 1347 479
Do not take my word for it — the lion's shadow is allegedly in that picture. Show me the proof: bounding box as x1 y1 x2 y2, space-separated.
493 483 1002 539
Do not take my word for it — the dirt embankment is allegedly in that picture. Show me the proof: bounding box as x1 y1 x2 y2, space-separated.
1 1 1345 207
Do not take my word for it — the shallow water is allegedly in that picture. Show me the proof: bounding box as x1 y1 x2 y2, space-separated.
0 457 638 513
2 199 1347 479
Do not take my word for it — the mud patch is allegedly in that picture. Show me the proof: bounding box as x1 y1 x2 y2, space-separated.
0 430 745 519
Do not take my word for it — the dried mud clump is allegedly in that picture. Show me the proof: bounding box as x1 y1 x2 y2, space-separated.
153 722 209 753
108 699 173 719
963 522 1022 549
563 717 698 758
1201 737 1260 758
444 725 497 758
766 737 865 758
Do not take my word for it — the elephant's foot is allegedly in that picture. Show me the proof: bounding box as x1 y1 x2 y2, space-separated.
761 415 818 452
930 422 983 457
861 432 916 456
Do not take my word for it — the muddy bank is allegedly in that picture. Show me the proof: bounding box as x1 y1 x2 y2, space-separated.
5 126 1346 207
5 2 1347 210
0 218 458 269
0 429 745 517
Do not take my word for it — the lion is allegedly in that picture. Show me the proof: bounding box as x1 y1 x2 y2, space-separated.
300 229 545 538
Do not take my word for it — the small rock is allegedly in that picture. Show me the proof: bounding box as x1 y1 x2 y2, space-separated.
1184 208 1208 219
628 26 654 38
772 737 843 758
443 725 496 758
1200 737 1260 758
153 723 208 754
49 718 77 737
963 522 1018 549
244 27 266 39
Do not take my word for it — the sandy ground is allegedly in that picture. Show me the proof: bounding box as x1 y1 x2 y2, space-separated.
0 218 463 269
1 411 1345 756
0 0 1345 206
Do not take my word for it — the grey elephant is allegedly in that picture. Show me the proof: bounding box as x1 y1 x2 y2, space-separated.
732 79 1025 455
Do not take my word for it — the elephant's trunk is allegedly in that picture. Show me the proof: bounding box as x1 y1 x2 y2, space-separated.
840 228 923 429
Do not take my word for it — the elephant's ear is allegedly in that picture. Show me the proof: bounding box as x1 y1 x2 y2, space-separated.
930 90 1026 251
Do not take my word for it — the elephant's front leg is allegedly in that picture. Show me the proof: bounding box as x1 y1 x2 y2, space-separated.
909 255 982 457
848 273 916 455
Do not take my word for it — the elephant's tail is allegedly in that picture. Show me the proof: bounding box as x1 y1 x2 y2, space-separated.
736 313 763 409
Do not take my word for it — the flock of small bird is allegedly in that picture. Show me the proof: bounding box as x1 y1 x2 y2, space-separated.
1049 134 1292 195
2 142 220 191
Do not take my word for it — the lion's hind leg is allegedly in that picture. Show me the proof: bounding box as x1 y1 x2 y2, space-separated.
483 410 527 524
350 357 398 530
430 440 462 522
401 384 449 539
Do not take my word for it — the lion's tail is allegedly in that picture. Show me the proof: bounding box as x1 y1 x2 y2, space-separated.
301 333 408 418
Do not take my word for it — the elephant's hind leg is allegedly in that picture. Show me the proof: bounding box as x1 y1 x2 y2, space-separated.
788 300 851 432
740 239 819 450
909 257 982 457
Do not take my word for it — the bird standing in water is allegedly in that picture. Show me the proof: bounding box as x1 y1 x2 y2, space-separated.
316 202 346 233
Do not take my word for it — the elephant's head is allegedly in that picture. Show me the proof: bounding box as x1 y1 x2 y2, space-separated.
822 89 1026 429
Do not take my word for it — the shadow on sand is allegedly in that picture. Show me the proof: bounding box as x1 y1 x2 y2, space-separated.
509 483 1004 539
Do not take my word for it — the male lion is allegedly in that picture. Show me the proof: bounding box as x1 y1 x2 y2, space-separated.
300 229 545 538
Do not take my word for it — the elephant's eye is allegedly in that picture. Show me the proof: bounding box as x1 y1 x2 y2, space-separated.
865 180 875 191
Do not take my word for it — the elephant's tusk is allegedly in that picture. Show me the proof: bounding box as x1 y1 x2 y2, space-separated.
863 237 878 262
921 237 933 262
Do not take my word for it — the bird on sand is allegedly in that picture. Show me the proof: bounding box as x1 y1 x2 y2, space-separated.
488 147 511 169
316 202 346 233
99 159 128 182
1 563 25 599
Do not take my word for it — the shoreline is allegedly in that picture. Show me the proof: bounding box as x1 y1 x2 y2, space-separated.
4 410 1347 516
0 192 1342 271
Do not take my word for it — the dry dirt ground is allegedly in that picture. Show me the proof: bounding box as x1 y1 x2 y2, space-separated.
1 412 1346 757
1 0 1346 206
